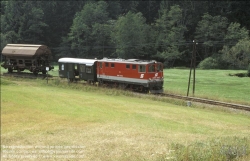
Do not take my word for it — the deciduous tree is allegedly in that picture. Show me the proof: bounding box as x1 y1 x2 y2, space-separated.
67 1 110 58
112 11 149 59
195 13 228 58
154 5 187 64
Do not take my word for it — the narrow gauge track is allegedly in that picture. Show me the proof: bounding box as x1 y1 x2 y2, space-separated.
2 72 55 79
162 93 250 112
2 72 250 112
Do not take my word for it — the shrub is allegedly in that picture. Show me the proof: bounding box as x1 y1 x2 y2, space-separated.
198 55 228 69
198 57 221 69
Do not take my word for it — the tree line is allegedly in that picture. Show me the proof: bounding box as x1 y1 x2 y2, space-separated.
1 0 250 69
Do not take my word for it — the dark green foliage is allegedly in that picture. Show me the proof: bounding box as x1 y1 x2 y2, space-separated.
224 22 249 46
221 38 250 69
1 1 48 47
112 11 148 59
41 1 86 52
66 1 111 58
195 13 228 59
198 57 221 69
1 1 250 67
154 5 186 63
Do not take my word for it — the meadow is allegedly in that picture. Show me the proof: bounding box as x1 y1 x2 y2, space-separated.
1 73 250 160
164 69 250 105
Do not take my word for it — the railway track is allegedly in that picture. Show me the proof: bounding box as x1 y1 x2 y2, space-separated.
162 93 250 112
2 72 54 79
2 72 250 112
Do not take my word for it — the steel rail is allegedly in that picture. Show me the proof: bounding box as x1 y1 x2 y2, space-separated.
2 72 54 79
162 93 250 111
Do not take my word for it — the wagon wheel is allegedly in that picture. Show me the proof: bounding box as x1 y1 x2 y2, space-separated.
68 78 74 82
144 88 149 94
8 67 13 73
33 70 38 75
139 86 144 92
118 83 126 89
113 83 118 88
98 80 103 86
129 85 133 91
42 70 46 75
102 82 108 88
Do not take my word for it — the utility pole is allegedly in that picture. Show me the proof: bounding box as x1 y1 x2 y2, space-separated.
46 67 49 84
187 40 197 97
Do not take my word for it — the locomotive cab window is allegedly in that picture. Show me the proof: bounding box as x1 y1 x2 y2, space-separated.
99 62 102 68
105 62 109 67
126 64 130 69
111 63 115 68
157 64 163 71
132 64 136 70
148 64 155 72
139 65 146 73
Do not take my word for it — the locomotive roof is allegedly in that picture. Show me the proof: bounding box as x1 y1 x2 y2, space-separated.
1 44 51 57
98 58 161 64
58 58 97 65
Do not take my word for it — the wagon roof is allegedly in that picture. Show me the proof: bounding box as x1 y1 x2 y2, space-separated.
58 58 97 65
1 44 51 57
98 58 161 65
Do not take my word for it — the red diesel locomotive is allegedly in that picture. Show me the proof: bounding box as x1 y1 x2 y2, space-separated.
97 58 163 93
58 58 164 93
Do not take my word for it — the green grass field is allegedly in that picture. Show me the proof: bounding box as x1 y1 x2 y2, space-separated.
1 75 250 160
164 69 250 105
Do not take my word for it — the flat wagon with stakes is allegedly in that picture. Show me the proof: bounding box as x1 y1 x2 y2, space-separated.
1 44 54 74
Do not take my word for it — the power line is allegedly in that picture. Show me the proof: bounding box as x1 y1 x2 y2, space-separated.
51 40 239 51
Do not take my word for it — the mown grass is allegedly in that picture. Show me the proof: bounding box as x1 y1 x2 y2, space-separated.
164 69 250 105
1 76 250 160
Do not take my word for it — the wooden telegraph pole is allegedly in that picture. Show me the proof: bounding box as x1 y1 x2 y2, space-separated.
187 40 197 97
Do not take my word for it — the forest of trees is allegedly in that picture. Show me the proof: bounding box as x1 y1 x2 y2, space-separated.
1 0 250 69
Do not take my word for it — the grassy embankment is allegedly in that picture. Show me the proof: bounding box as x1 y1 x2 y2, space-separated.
2 65 249 105
1 74 250 160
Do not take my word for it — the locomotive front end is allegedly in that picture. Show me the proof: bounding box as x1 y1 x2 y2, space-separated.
147 62 164 94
